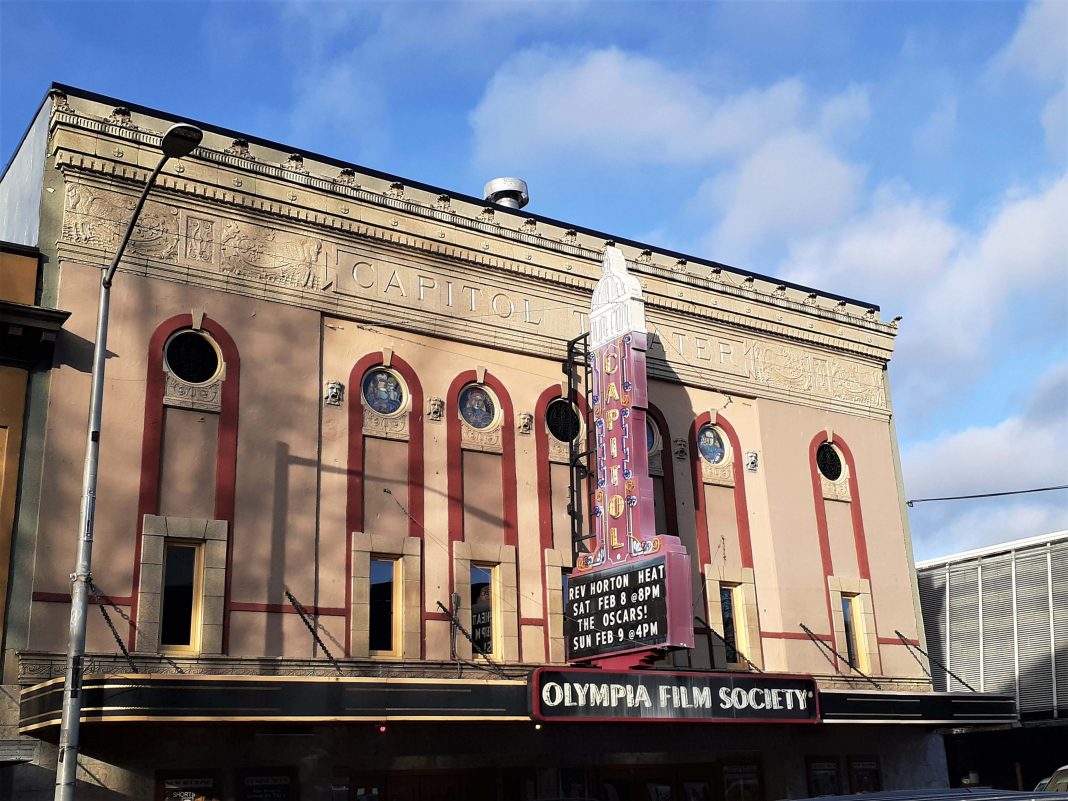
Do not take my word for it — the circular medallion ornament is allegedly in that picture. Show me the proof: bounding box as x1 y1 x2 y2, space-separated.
696 424 728 465
459 385 498 430
361 368 407 416
817 442 844 481
165 331 221 385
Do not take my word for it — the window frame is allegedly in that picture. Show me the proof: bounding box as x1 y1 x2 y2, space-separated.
470 562 500 659
159 539 204 655
368 555 402 658
163 329 223 387
719 582 742 667
841 593 861 669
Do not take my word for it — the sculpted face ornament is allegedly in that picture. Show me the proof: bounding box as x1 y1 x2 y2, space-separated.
517 412 534 435
323 381 345 407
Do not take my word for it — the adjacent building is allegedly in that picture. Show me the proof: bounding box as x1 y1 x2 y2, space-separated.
0 84 1015 801
918 531 1067 790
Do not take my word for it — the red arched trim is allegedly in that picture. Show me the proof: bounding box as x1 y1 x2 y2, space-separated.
810 433 880 668
534 386 563 554
832 436 871 581
689 415 713 569
646 403 679 538
808 432 839 664
688 412 753 570
533 385 563 659
346 353 425 656
713 415 753 570
532 386 591 659
445 371 517 548
131 314 240 651
445 370 518 652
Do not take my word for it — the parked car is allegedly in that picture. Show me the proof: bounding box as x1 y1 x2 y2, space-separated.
777 790 1068 800
1044 766 1068 793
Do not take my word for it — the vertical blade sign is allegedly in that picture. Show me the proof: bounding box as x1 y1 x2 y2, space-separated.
567 247 694 665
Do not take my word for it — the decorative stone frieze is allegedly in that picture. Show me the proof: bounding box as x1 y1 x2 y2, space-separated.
822 473 852 502
163 373 222 413
362 407 409 441
460 420 503 453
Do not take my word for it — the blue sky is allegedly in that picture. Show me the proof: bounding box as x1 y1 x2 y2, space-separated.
2 1 1065 559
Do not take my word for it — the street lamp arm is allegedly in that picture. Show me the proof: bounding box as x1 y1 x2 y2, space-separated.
102 155 170 288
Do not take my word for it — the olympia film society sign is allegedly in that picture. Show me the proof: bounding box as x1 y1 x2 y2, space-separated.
565 555 691 661
531 668 819 723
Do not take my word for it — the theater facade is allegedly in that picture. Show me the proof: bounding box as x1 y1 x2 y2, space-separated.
0 85 1014 800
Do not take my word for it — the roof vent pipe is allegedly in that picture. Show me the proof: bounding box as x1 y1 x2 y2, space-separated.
483 177 529 210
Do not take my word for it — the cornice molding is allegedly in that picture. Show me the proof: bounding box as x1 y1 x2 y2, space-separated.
47 110 897 337
48 121 894 419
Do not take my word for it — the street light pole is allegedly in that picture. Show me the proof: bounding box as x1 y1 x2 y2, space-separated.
54 123 202 801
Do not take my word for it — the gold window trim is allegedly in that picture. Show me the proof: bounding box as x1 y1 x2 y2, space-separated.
350 531 422 659
828 575 881 675
368 555 402 658
451 541 519 662
703 565 762 671
137 514 228 656
159 541 204 655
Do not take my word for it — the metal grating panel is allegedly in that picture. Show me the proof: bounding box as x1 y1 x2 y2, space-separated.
1015 551 1053 713
1052 542 1068 710
919 569 948 691
948 563 981 692
979 557 1016 696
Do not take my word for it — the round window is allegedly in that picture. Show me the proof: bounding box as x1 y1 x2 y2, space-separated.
696 424 728 465
817 442 844 481
459 385 498 430
546 399 581 442
646 420 662 454
362 368 407 416
164 331 221 385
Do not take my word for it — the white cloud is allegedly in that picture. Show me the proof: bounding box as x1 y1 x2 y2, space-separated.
912 500 1068 560
989 0 1068 158
989 0 1068 85
904 359 1068 559
912 98 957 159
782 183 959 296
903 412 1066 501
470 47 865 170
700 131 866 258
283 63 390 163
779 173 1068 413
818 84 871 141
1042 85 1067 158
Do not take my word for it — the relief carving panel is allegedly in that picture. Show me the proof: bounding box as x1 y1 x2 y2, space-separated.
185 216 215 264
547 435 569 464
63 183 179 261
701 461 735 487
461 421 502 453
220 221 325 289
749 342 886 410
821 475 852 503
163 374 221 413
363 408 409 441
